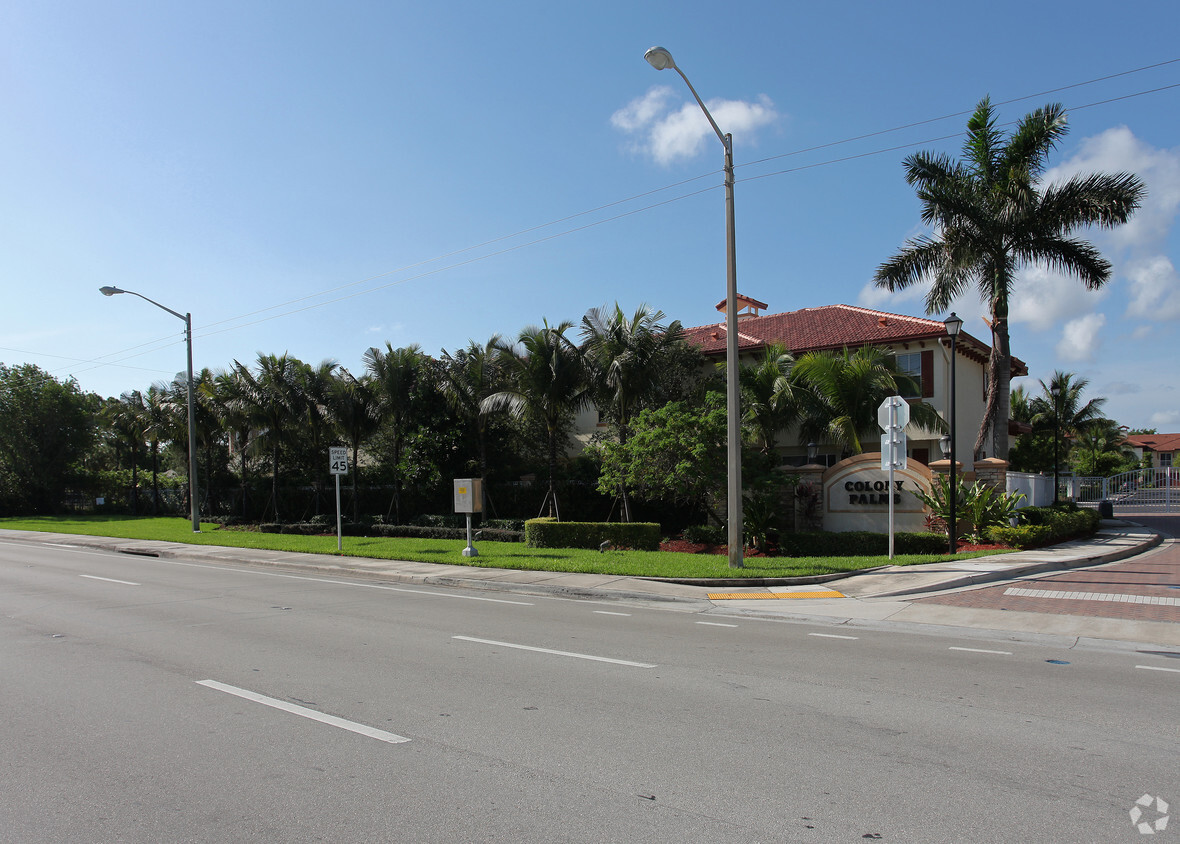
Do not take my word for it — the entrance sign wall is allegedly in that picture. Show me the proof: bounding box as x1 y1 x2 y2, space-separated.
823 454 933 533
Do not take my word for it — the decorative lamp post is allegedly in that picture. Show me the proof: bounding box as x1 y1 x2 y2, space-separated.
100 286 201 532
943 312 962 553
1051 382 1061 505
644 45 743 568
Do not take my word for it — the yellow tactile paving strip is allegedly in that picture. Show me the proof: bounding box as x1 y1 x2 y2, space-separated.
707 590 846 600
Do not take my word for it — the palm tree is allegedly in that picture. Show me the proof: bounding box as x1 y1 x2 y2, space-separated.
233 353 302 521
873 97 1144 460
208 368 256 518
793 346 944 456
738 342 800 456
364 343 428 524
1072 418 1137 477
327 369 382 521
482 321 590 519
142 384 171 514
440 337 504 517
580 303 683 520
1029 370 1107 469
293 359 339 515
108 391 147 514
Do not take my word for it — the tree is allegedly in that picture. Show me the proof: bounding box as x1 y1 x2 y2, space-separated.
596 394 728 525
0 364 95 514
580 303 684 520
792 346 944 455
364 343 429 524
327 369 381 521
1011 372 1108 474
440 337 504 517
738 342 801 456
482 321 590 518
1072 418 1138 477
107 391 148 514
232 353 303 521
874 97 1144 459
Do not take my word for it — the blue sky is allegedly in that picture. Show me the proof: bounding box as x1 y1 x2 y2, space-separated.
2 0 1178 430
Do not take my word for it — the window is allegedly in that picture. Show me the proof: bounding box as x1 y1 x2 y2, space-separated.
1161 452 1174 468
894 350 933 398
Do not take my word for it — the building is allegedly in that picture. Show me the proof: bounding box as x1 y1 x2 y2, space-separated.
577 298 1027 467
1123 433 1180 469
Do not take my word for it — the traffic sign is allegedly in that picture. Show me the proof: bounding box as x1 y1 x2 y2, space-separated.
329 446 349 476
880 432 907 470
877 395 909 431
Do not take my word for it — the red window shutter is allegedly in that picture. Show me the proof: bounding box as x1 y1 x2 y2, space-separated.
921 350 934 398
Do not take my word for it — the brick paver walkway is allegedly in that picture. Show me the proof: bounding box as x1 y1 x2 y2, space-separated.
915 513 1180 623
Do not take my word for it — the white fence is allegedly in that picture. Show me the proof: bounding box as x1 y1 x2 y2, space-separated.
1006 472 1054 508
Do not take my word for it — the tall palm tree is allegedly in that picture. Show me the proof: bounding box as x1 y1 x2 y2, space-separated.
1029 370 1107 468
142 384 170 514
233 353 302 521
363 343 428 524
327 369 382 521
873 97 1144 460
293 359 339 515
580 304 683 520
738 342 800 456
483 321 590 519
793 346 943 456
108 391 147 515
440 337 504 517
208 368 256 518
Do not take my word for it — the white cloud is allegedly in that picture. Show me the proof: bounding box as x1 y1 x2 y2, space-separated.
611 87 777 166
1125 255 1180 321
1102 380 1142 396
1150 409 1180 428
1010 264 1108 330
1043 126 1180 252
1056 313 1105 361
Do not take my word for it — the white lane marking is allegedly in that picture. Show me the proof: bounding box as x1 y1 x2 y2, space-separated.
696 621 738 628
593 610 631 617
148 559 534 605
808 633 859 640
1135 665 1180 674
80 574 141 586
453 636 656 668
948 647 1012 655
196 680 410 744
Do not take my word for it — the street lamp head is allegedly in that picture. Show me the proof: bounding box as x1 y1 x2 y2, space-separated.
806 441 818 461
99 286 124 296
940 435 952 458
644 46 676 71
943 312 963 337
1050 383 1061 397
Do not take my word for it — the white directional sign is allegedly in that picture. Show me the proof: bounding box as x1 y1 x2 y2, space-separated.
877 395 910 431
329 446 349 476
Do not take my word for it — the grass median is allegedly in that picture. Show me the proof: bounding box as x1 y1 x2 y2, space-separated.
0 515 1001 580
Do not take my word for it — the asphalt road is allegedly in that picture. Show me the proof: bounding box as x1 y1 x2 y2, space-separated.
2 538 1177 843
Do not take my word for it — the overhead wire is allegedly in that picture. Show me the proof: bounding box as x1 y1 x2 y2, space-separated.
39 59 1180 380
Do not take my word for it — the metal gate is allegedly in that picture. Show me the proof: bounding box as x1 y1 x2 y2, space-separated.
1069 467 1178 512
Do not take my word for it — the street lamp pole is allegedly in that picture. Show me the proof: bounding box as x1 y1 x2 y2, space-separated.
645 45 743 568
100 286 201 532
943 313 962 554
1051 382 1061 505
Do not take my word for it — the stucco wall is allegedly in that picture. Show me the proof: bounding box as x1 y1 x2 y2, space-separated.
823 454 933 533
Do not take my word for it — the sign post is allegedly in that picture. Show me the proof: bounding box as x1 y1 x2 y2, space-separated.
878 396 909 559
329 446 348 552
454 478 483 557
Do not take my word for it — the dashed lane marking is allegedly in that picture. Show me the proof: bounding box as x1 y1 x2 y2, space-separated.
948 646 1012 655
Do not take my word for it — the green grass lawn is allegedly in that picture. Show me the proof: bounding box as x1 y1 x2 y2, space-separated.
0 515 1006 580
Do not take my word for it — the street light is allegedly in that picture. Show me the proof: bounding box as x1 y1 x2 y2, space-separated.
645 45 743 568
100 286 201 532
1051 382 1061 505
943 312 962 554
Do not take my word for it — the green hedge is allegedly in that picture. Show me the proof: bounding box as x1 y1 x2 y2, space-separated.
1017 505 1100 541
256 522 522 542
524 519 662 551
985 524 1054 549
779 530 949 558
684 524 726 545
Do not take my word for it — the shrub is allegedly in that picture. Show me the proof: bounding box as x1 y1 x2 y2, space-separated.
777 531 947 558
911 475 1025 542
483 518 526 532
1019 506 1100 541
684 524 726 545
985 524 1054 549
524 519 662 551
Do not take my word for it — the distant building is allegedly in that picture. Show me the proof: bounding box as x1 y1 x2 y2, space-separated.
1123 433 1180 469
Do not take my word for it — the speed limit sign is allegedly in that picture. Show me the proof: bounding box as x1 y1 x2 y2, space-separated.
329 446 349 476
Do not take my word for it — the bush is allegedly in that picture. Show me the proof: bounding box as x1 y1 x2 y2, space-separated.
524 519 662 552
483 518 526 532
1018 506 1100 541
986 524 1054 549
684 524 726 545
777 531 948 558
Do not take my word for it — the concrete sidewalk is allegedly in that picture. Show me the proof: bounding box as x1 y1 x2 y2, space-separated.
2 520 1175 646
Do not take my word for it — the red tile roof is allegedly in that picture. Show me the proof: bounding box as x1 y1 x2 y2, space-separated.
1124 433 1180 452
681 303 1027 375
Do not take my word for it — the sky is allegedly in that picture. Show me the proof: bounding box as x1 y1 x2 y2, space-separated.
2 0 1178 431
